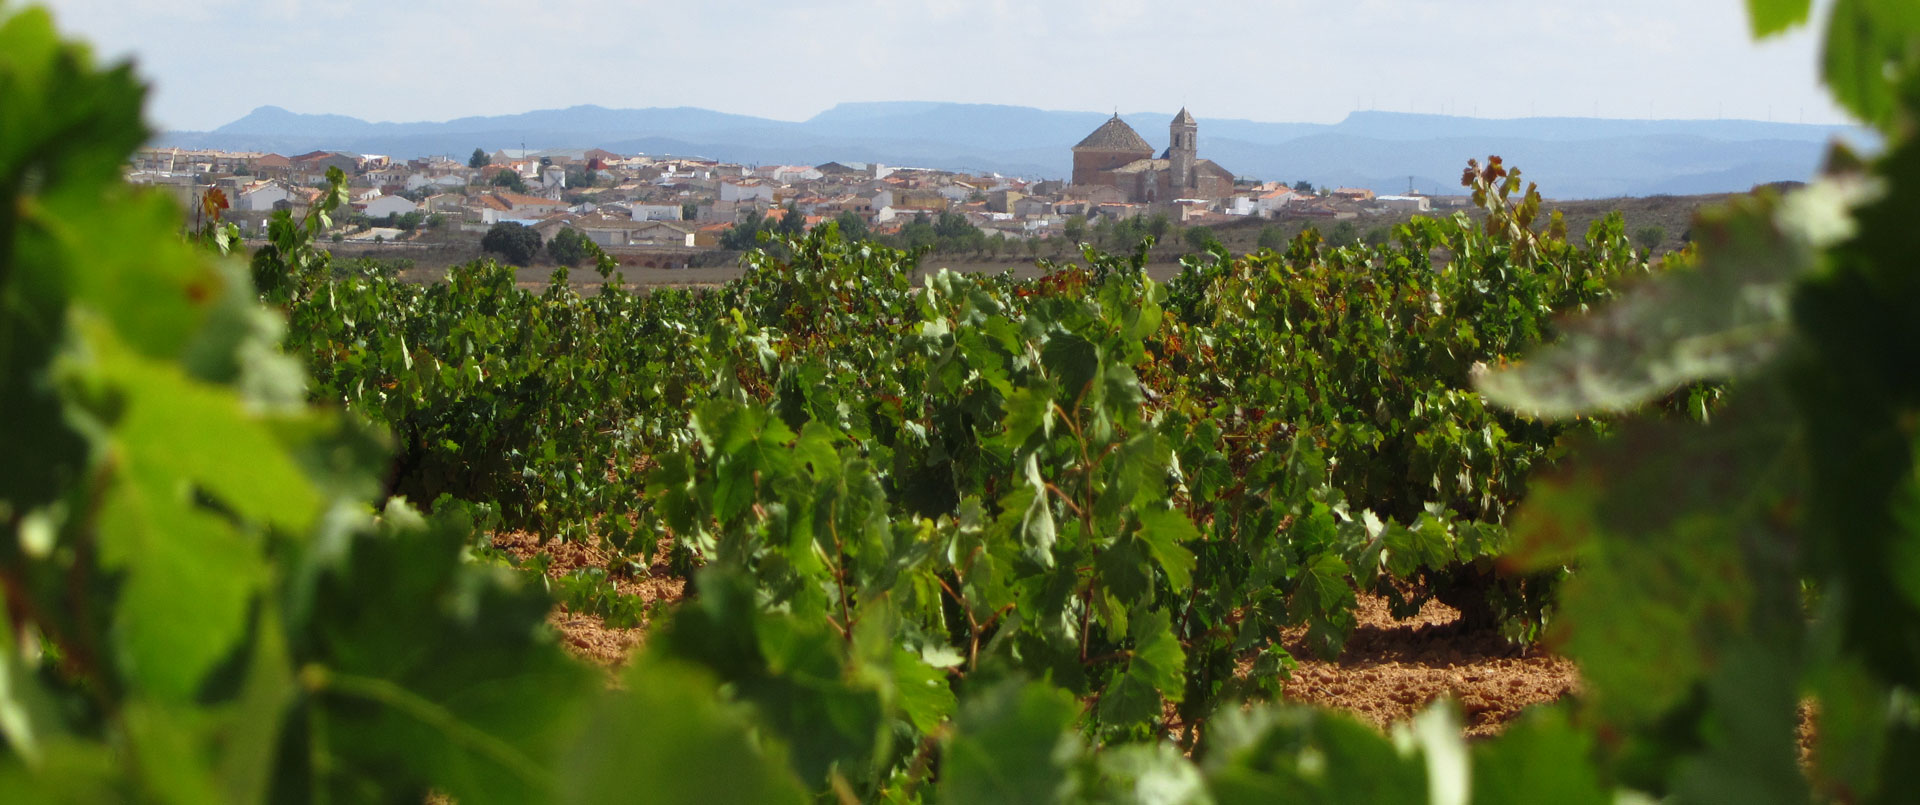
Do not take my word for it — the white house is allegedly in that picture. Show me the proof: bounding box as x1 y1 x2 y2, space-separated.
631 202 684 222
1251 188 1297 217
756 165 823 184
237 182 291 213
718 179 775 203
365 165 409 186
1376 195 1432 213
569 217 696 248
405 172 469 192
1012 197 1053 217
423 193 465 213
359 194 418 218
570 218 636 247
632 220 695 247
493 192 568 217
1225 192 1280 217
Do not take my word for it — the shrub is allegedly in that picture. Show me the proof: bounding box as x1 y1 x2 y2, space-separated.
480 221 541 265
548 226 594 266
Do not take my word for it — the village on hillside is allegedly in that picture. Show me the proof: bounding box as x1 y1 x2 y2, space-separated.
129 111 1452 266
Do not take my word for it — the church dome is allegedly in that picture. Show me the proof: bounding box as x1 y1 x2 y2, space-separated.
1073 115 1154 153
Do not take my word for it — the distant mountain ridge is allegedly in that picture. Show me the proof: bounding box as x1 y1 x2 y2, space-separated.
160 101 1871 199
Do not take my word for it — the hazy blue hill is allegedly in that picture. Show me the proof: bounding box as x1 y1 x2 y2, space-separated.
213 105 381 138
1323 110 1857 143
1212 132 1829 199
160 101 1868 198
806 102 1122 151
210 104 791 140
431 105 787 137
802 101 954 123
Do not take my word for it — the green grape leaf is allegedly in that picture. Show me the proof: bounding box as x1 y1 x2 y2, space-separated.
1381 514 1453 579
117 703 222 804
1802 657 1894 802
0 9 146 172
694 399 797 522
558 659 806 805
1098 609 1188 727
746 621 886 786
1507 397 1792 726
1135 507 1198 591
1477 195 1817 419
1671 641 1809 805
79 326 333 701
1289 552 1357 660
1000 454 1058 566
1088 743 1207 805
1041 331 1099 404
1096 535 1153 604
0 741 123 803
296 499 597 805
1745 0 1813 37
1405 705 1469 805
1095 670 1162 729
890 648 956 734
1822 0 1920 132
1201 705 1428 804
1894 440 1920 612
1470 709 1608 805
941 681 1083 805
658 570 886 788
216 607 297 805
53 193 226 362
95 325 323 531
97 463 265 701
999 381 1056 449
0 610 63 767
1129 608 1187 703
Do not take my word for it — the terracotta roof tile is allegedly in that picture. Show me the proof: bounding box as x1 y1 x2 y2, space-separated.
495 192 564 208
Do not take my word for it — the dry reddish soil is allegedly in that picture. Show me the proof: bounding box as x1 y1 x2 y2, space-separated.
1278 595 1581 738
493 530 683 668
507 530 1583 737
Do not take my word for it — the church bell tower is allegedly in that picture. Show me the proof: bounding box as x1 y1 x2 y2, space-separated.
1169 108 1197 192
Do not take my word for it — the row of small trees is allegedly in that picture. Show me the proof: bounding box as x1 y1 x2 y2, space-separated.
487 200 1598 271
481 212 1395 272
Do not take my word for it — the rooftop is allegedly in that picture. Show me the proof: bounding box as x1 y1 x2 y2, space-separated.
1073 115 1154 154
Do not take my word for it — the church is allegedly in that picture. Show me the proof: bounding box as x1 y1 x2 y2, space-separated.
1070 109 1236 203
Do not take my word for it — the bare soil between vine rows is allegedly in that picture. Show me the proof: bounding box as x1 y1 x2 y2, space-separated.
499 532 1583 737
494 531 683 668
1277 596 1580 738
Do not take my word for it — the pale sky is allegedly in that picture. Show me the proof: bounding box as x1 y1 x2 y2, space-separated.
39 0 1851 131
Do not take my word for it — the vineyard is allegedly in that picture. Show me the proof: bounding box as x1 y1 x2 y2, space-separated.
4 1 1920 802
